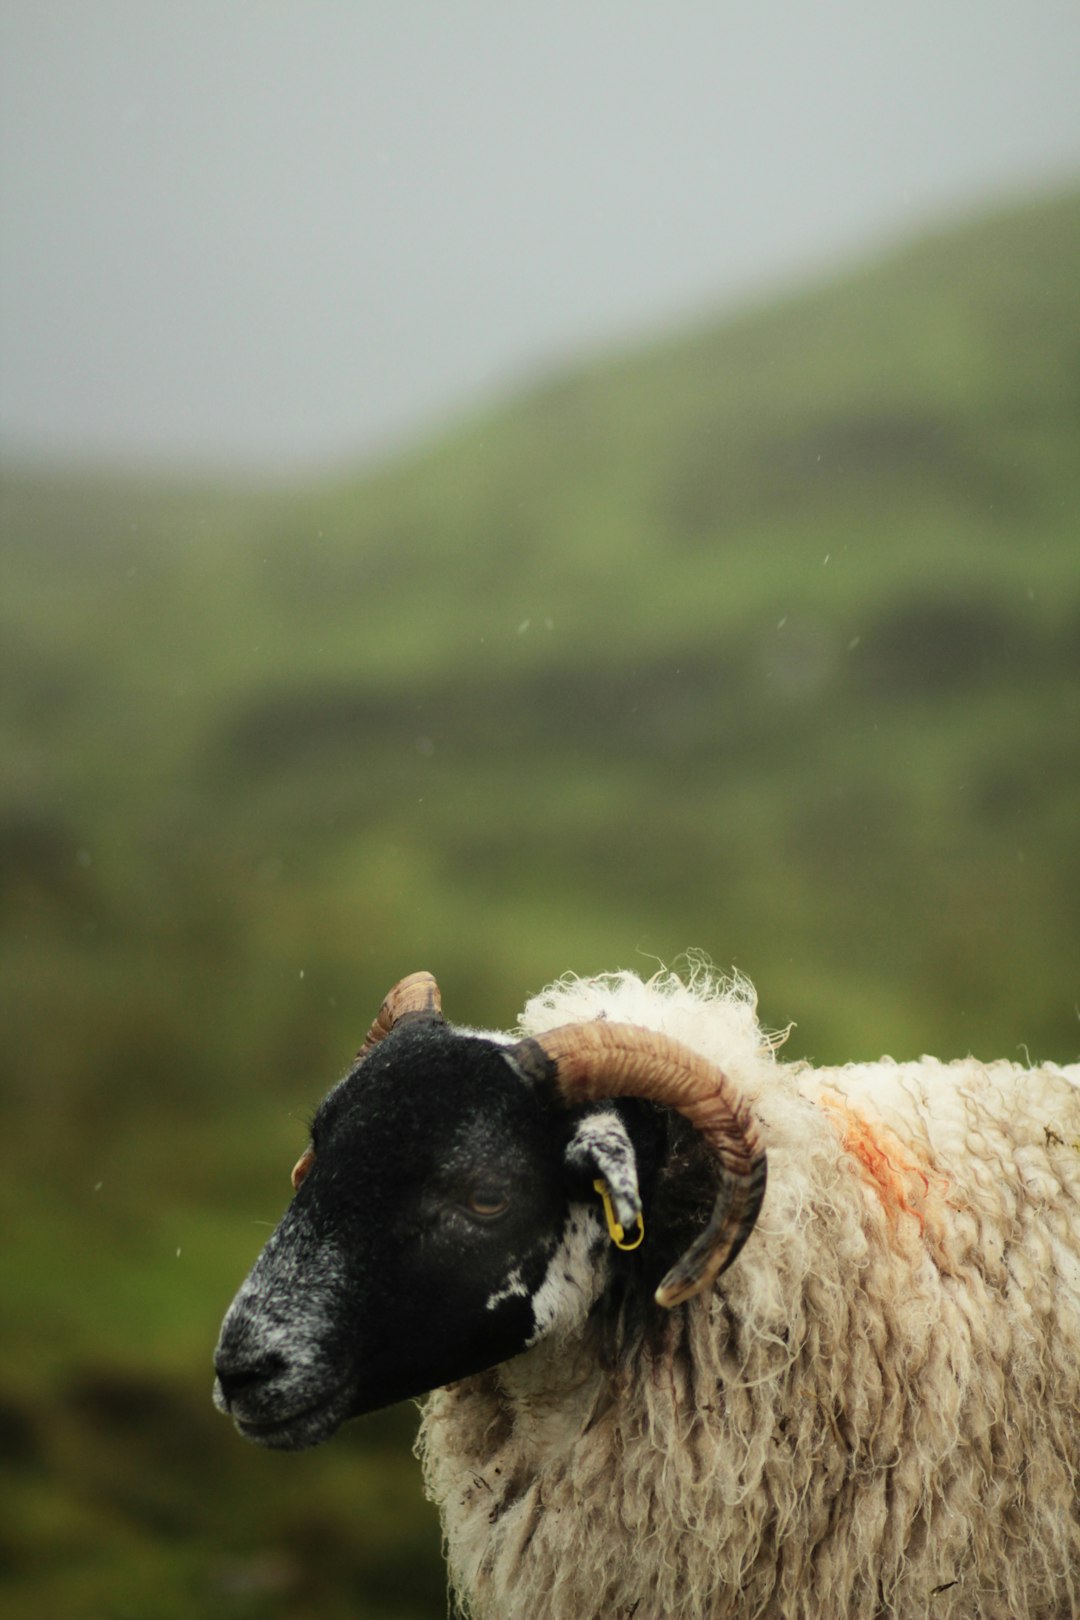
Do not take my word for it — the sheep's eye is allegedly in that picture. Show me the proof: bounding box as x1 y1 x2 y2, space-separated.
291 1147 315 1190
463 1188 511 1220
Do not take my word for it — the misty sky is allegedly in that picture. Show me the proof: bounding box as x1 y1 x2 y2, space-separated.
2 1 1080 477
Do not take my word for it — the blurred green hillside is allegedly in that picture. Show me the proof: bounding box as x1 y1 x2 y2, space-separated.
2 185 1079 1618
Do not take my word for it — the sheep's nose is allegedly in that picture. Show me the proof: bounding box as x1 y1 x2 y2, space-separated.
214 1348 286 1408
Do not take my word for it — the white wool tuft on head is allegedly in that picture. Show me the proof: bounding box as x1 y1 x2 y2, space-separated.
518 958 775 1089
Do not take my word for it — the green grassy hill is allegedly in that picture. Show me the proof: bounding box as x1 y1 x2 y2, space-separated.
2 185 1078 1618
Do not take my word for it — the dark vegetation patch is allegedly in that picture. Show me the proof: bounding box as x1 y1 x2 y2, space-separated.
855 590 1034 698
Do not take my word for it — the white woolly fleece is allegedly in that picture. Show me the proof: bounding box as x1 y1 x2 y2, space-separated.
417 967 1080 1620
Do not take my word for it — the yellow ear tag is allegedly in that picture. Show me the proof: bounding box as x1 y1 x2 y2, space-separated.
593 1178 645 1251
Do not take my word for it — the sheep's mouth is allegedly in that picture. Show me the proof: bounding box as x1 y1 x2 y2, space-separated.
229 1392 347 1451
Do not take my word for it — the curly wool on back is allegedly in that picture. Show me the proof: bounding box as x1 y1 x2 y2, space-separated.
418 968 1080 1620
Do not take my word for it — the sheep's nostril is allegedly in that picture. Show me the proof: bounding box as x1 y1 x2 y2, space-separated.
214 1350 286 1406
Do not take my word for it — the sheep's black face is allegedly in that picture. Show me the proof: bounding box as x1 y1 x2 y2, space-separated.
214 1022 608 1450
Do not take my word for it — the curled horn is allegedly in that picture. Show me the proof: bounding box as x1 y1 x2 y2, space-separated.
509 1022 766 1308
357 970 444 1059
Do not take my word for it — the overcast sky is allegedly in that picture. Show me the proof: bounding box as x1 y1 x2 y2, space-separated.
2 1 1079 477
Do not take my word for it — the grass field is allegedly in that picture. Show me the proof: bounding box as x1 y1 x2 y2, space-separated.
2 184 1078 1617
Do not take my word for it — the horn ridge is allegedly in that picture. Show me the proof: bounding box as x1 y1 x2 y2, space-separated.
358 970 443 1058
512 1021 766 1307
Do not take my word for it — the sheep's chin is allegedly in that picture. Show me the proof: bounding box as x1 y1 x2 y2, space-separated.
232 1391 350 1451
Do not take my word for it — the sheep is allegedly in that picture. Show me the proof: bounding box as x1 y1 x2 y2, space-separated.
213 965 1080 1620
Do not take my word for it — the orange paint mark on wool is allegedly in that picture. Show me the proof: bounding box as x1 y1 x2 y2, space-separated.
821 1096 942 1232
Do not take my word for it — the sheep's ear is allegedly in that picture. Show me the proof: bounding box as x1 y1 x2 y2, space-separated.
563 1110 641 1236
